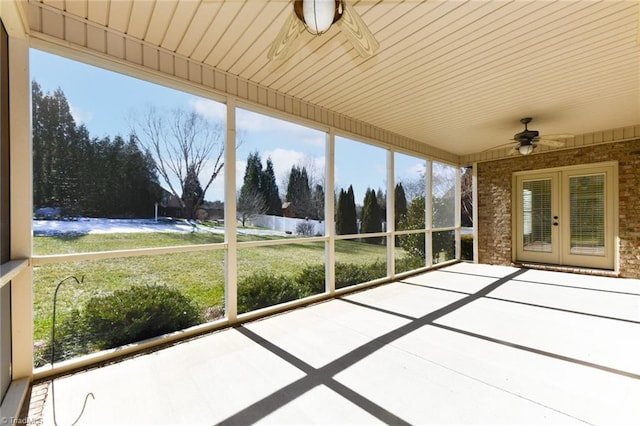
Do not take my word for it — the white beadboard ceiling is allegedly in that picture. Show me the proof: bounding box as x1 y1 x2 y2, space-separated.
27 0 640 158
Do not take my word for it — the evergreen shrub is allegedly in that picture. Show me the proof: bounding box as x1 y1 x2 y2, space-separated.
461 234 474 260
83 285 202 348
395 256 425 273
295 264 326 294
237 261 389 313
36 285 202 366
335 261 386 288
237 272 301 314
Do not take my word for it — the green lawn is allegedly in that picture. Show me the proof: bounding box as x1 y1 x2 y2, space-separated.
33 232 396 346
33 231 226 255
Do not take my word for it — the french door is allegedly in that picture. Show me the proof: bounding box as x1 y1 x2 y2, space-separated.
514 163 616 270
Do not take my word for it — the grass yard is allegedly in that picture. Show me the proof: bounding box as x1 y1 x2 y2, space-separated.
33 231 226 255
33 232 397 349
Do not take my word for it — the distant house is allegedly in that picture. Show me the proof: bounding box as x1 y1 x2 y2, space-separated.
282 202 294 218
159 188 183 218
159 188 224 221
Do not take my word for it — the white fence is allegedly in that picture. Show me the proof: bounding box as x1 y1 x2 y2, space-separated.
249 214 324 236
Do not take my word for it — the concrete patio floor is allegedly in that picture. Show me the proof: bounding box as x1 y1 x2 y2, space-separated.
35 263 640 425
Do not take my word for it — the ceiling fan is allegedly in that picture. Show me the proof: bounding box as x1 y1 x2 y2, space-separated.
487 117 573 156
267 0 380 61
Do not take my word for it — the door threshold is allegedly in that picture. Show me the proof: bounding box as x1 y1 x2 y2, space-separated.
513 262 619 277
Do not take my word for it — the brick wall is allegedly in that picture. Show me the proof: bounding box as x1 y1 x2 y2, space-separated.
477 139 640 278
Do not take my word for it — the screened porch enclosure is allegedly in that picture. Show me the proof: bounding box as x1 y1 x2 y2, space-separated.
28 52 471 368
0 0 639 423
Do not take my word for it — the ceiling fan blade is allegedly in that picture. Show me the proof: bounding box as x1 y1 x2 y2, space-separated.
542 133 573 139
336 1 379 58
536 138 566 148
267 11 304 61
481 141 516 153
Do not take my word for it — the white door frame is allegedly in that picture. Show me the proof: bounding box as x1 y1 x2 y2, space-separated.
512 161 618 270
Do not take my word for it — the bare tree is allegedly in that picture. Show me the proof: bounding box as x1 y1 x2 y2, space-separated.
132 107 224 219
461 166 473 226
400 163 456 201
400 177 426 202
237 187 268 227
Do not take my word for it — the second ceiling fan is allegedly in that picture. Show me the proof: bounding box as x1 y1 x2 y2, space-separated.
488 117 573 156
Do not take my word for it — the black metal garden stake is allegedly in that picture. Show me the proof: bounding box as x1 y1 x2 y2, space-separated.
50 275 94 426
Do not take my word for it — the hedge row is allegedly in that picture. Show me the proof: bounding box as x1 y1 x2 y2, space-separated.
36 256 437 366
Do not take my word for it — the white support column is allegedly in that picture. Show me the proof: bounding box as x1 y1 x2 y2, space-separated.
9 35 33 380
386 150 395 278
425 160 433 268
472 162 479 263
455 166 462 260
224 99 238 322
325 129 335 294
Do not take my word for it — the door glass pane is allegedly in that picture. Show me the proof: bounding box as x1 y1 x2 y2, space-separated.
522 179 552 252
570 174 605 256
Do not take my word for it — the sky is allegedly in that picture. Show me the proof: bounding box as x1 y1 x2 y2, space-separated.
30 48 430 205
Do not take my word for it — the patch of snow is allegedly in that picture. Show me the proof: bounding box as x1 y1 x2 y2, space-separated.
34 207 61 218
32 218 288 237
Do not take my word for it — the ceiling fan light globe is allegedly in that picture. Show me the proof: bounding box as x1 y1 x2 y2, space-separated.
302 0 337 34
518 144 534 155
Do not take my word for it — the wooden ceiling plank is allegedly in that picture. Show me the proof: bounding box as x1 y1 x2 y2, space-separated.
87 1 109 26
126 0 155 40
64 0 87 19
144 0 178 46
189 1 245 63
175 1 221 58
160 0 200 52
203 1 267 70
42 0 64 9
107 0 133 34
229 1 293 77
218 1 288 73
